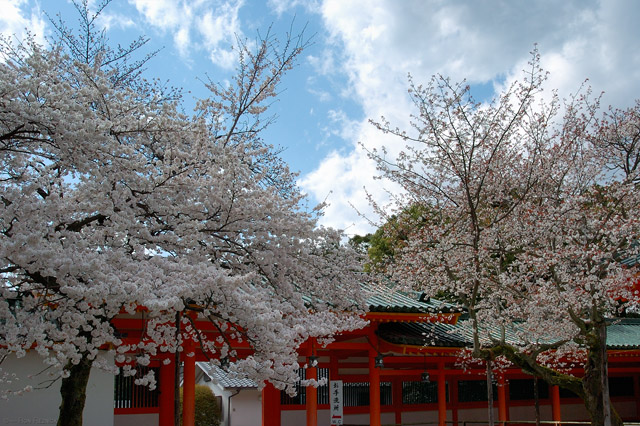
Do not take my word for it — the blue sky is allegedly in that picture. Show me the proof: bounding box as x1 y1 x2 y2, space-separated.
3 0 640 236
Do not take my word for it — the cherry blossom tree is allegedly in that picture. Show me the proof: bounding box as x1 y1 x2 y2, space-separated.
367 51 640 426
0 2 366 425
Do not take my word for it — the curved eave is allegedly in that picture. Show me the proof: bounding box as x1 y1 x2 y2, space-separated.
366 311 460 324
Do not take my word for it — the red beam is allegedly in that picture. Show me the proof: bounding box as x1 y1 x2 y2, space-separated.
318 342 369 351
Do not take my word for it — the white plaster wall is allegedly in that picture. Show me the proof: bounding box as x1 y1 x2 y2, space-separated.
281 409 335 426
402 409 448 424
228 389 260 426
613 400 637 419
457 406 498 423
509 404 553 422
281 409 398 426
380 412 395 424
560 402 589 421
0 351 114 426
507 401 615 423
315 408 330 425
344 413 369 425
281 410 305 426
114 413 159 426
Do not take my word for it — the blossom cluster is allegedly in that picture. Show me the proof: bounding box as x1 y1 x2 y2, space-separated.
0 30 366 395
369 50 640 372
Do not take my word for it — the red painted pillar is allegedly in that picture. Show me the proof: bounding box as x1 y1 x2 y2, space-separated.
451 379 459 426
182 338 196 426
306 366 318 426
437 363 447 426
392 377 402 425
497 375 508 424
369 351 381 426
159 358 175 426
551 385 561 422
262 382 281 426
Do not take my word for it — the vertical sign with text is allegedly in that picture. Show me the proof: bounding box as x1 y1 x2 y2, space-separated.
330 380 343 425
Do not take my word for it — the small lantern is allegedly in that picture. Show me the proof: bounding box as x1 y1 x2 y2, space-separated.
308 355 319 368
374 354 384 368
421 371 430 383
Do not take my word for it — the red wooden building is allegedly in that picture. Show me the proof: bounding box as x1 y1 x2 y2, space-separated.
113 289 640 426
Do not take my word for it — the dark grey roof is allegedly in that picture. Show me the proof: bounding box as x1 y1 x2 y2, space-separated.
196 362 257 389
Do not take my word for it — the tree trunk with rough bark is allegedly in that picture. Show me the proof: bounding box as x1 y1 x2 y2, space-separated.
57 355 93 426
582 322 620 426
486 360 495 426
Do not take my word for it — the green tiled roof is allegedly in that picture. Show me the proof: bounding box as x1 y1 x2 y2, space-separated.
617 241 639 267
607 318 640 349
366 287 458 314
377 317 640 350
620 254 639 267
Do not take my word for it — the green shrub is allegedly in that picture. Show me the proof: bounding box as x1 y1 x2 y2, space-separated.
179 385 221 426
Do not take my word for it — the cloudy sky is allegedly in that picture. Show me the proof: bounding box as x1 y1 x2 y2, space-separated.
3 0 639 236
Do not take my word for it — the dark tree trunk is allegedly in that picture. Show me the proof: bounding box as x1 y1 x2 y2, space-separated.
57 355 93 426
490 337 623 426
486 360 495 426
582 322 622 426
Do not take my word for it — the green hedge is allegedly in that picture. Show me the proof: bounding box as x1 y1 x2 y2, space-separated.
179 385 221 426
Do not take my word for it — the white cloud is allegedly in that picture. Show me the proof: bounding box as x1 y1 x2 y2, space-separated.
174 26 191 56
97 13 136 31
307 86 331 103
128 0 193 56
325 109 358 141
299 147 381 236
0 0 46 45
300 113 406 236
267 0 320 16
300 0 640 233
196 1 243 69
129 0 244 68
307 48 337 76
129 0 183 29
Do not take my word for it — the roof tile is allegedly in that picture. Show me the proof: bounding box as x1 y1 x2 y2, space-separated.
197 362 257 389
